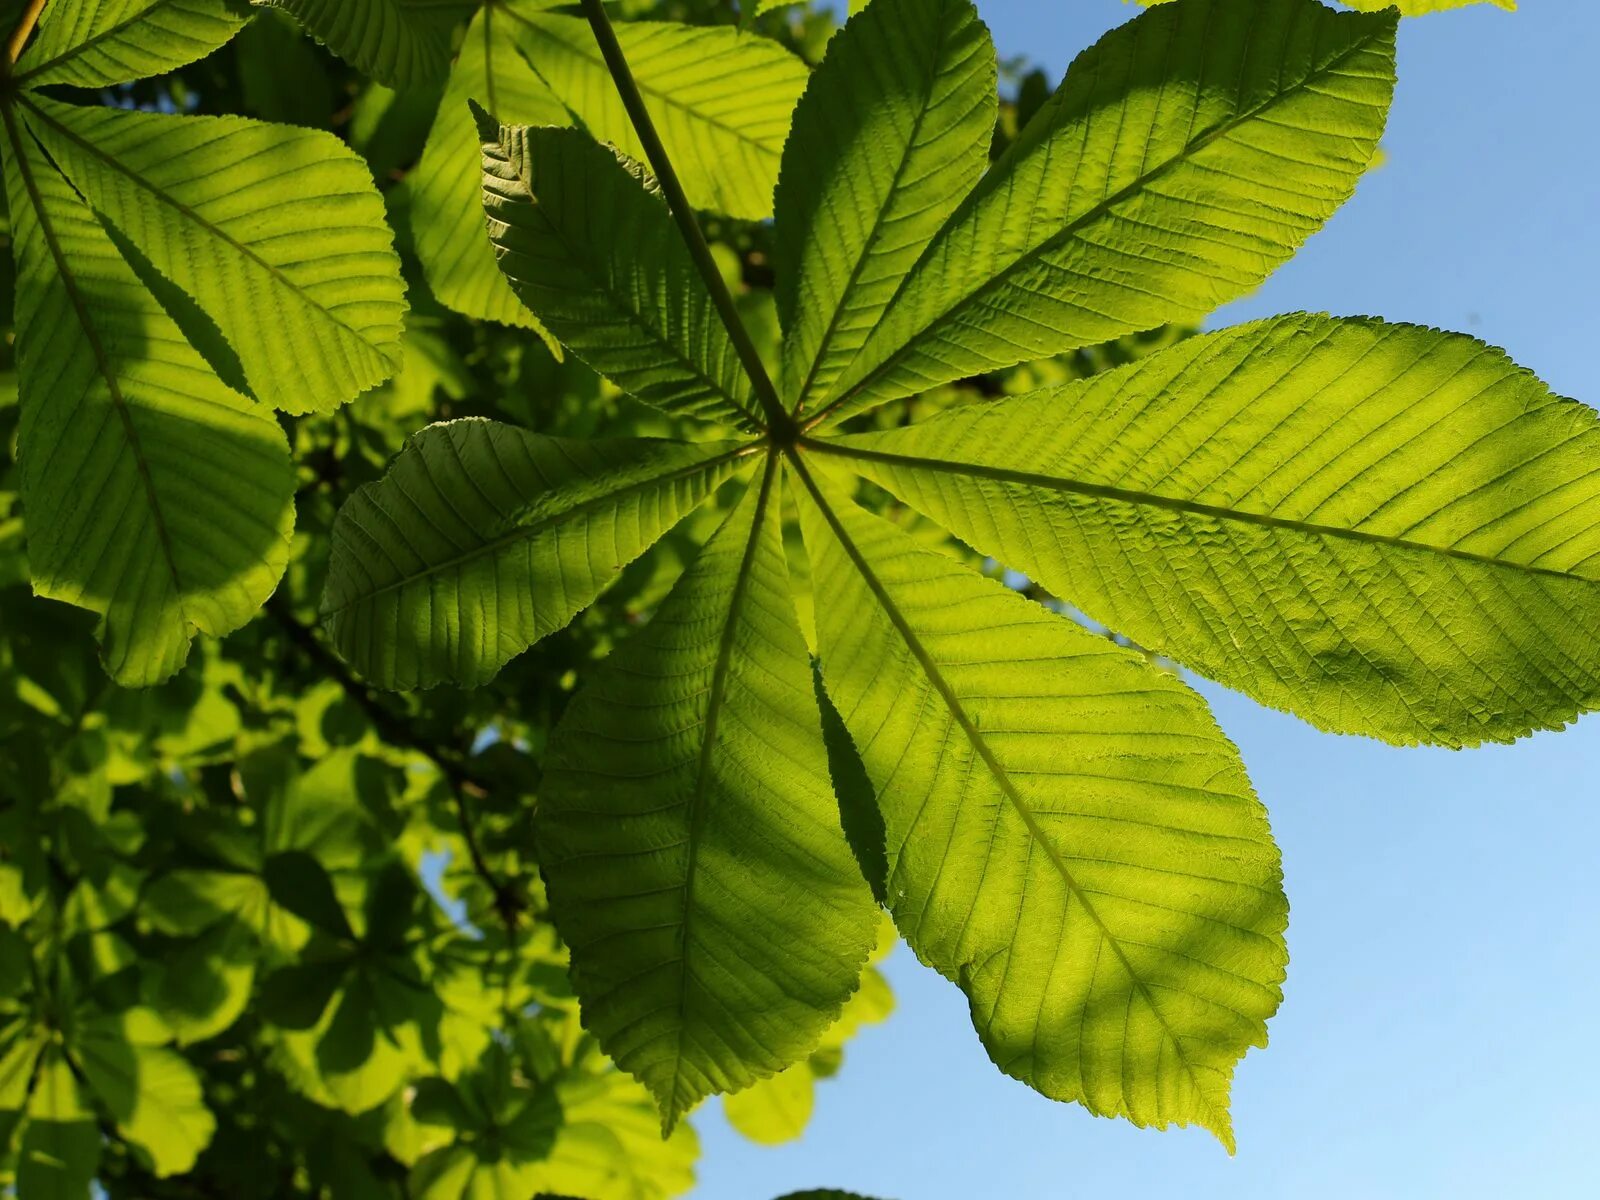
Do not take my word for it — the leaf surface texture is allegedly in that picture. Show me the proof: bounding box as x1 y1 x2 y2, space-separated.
539 461 877 1125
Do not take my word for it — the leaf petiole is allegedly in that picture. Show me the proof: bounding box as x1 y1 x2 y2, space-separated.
4 0 47 67
577 0 792 441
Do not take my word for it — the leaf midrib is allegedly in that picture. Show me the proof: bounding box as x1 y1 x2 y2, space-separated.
0 99 185 618
498 7 787 159
807 25 1388 429
493 127 763 429
20 95 394 373
807 437 1595 585
789 451 1226 1137
665 452 778 1122
319 442 757 619
788 3 961 418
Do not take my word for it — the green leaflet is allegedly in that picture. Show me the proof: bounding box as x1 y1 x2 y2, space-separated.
254 0 468 87
774 0 997 412
13 0 249 88
73 1009 216 1177
16 1050 100 1200
818 314 1600 747
506 10 810 221
0 106 296 685
480 119 760 430
538 459 877 1126
806 0 1397 427
407 0 569 332
407 1047 698 1199
24 97 408 416
319 419 752 688
795 460 1287 1150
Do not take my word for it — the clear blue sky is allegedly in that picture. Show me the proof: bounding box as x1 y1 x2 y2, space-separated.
690 3 1600 1197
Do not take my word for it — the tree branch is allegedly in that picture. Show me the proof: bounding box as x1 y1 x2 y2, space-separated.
267 600 527 929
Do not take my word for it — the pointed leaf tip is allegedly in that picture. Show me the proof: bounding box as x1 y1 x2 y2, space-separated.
467 98 500 144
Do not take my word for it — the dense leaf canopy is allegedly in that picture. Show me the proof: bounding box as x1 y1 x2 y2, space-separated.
0 0 1577 1196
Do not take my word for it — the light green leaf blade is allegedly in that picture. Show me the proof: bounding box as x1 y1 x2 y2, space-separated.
320 419 751 689
507 11 810 220
253 0 465 87
534 1067 699 1199
15 0 250 88
795 462 1287 1149
407 0 569 332
538 460 878 1126
17 1049 100 1200
0 1029 45 1113
811 0 1396 427
722 1064 813 1146
1 108 296 686
774 0 996 412
481 120 759 430
25 97 408 416
822 313 1600 747
1141 0 1514 12
74 1012 216 1176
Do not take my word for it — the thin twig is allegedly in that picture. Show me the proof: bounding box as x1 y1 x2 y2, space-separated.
577 0 794 441
267 601 526 929
5 0 47 66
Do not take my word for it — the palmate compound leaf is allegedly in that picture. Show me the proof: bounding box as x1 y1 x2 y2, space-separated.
801 0 1398 428
319 419 753 689
479 119 761 430
23 95 408 415
792 459 1287 1150
0 104 296 685
12 0 250 89
324 0 1591 1148
773 0 998 412
537 457 878 1127
254 0 468 88
813 314 1600 748
72 1008 216 1176
406 1045 698 1200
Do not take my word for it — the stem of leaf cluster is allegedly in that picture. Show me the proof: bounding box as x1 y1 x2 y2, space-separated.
268 602 526 929
5 0 47 66
577 0 794 441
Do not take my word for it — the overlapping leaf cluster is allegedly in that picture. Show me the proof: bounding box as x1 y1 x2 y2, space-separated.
324 0 1597 1156
0 0 1580 1194
0 1 880 1197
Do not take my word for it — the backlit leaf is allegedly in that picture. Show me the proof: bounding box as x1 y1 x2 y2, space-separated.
807 0 1396 426
320 419 752 688
539 460 877 1125
1 108 295 684
25 97 409 416
795 462 1287 1150
822 313 1600 746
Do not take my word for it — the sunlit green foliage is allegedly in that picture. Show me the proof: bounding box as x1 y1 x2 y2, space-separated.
0 0 1574 1195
